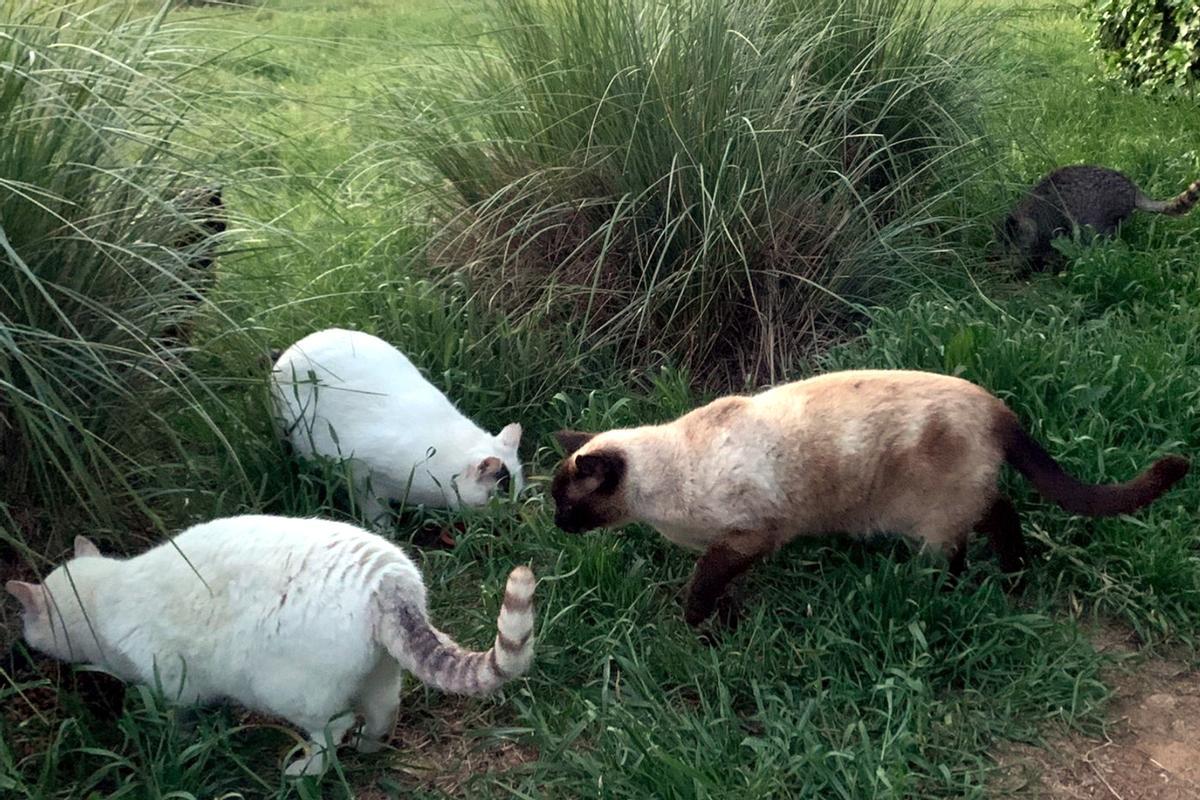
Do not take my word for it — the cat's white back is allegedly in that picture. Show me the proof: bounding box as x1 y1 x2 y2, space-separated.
270 329 523 526
6 515 535 775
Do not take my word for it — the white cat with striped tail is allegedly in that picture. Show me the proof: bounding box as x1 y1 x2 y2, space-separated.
5 515 536 776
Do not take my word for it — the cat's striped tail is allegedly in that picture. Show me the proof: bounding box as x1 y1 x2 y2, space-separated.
376 566 535 696
1135 177 1200 216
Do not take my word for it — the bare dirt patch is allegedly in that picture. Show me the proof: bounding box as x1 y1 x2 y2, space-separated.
995 628 1200 799
341 701 538 797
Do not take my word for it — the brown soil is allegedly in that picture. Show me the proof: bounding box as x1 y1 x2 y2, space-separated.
995 629 1200 799
345 702 538 797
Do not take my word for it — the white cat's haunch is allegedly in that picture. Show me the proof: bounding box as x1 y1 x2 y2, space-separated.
271 328 524 528
5 515 536 776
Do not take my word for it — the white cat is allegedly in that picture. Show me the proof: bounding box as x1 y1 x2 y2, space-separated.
5 515 536 776
270 328 524 528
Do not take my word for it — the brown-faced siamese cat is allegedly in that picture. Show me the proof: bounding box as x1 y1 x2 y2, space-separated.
550 370 1189 626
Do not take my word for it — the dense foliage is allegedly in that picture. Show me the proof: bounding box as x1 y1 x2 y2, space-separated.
1088 0 1200 88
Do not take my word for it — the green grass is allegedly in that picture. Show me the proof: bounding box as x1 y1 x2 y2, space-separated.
3 0 1199 798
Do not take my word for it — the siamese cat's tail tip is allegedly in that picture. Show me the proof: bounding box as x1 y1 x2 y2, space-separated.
999 412 1189 516
380 565 535 696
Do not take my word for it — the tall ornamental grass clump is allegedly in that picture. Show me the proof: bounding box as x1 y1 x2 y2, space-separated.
401 0 1001 387
0 1 239 540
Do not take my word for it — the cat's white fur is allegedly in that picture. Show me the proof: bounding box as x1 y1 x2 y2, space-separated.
271 328 524 527
5 515 536 776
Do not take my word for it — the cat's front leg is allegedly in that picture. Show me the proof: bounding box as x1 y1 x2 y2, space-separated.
683 529 773 627
353 485 394 533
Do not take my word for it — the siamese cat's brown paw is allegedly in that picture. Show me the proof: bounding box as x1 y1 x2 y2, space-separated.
684 597 716 627
683 586 742 629
689 595 743 649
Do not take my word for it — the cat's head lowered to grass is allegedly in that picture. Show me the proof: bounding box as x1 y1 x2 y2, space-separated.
550 430 630 533
6 536 109 666
453 422 524 506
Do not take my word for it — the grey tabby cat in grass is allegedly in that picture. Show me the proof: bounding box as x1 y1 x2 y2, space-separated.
1000 165 1200 272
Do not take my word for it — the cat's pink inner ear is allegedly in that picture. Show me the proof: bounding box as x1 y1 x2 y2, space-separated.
74 535 101 559
5 580 43 615
498 423 522 449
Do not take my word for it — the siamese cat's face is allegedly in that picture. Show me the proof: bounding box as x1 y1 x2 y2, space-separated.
550 431 629 533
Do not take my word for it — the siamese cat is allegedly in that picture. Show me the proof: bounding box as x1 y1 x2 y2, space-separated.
271 328 524 529
1001 165 1200 272
550 370 1188 626
5 515 536 776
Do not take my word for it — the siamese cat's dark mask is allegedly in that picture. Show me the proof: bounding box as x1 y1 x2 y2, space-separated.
550 430 627 533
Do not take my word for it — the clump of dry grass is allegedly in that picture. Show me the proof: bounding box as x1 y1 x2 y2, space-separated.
399 0 1000 386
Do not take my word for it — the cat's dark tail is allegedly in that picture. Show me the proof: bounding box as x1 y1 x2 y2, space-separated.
376 566 535 696
997 411 1188 516
1135 178 1200 216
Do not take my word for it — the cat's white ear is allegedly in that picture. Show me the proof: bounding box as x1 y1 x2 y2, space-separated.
5 580 44 616
74 536 101 559
497 423 522 450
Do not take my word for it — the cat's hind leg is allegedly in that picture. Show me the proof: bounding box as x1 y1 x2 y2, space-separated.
974 495 1027 574
945 537 968 578
353 657 403 753
912 508 984 584
922 495 1022 587
284 712 356 777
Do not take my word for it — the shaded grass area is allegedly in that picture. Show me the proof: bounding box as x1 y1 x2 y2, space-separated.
0 0 265 560
991 2 1200 196
2 0 1199 798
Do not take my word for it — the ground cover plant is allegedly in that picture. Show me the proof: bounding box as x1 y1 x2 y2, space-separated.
1 0 1198 798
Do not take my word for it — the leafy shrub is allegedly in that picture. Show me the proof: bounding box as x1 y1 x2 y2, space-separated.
0 2 240 541
398 0 1000 388
1088 0 1200 88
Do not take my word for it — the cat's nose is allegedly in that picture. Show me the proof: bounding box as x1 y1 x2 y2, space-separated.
495 464 511 493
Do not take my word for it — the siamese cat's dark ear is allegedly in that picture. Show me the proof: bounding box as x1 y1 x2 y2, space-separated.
74 535 101 559
574 450 626 491
555 430 595 456
5 580 43 616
